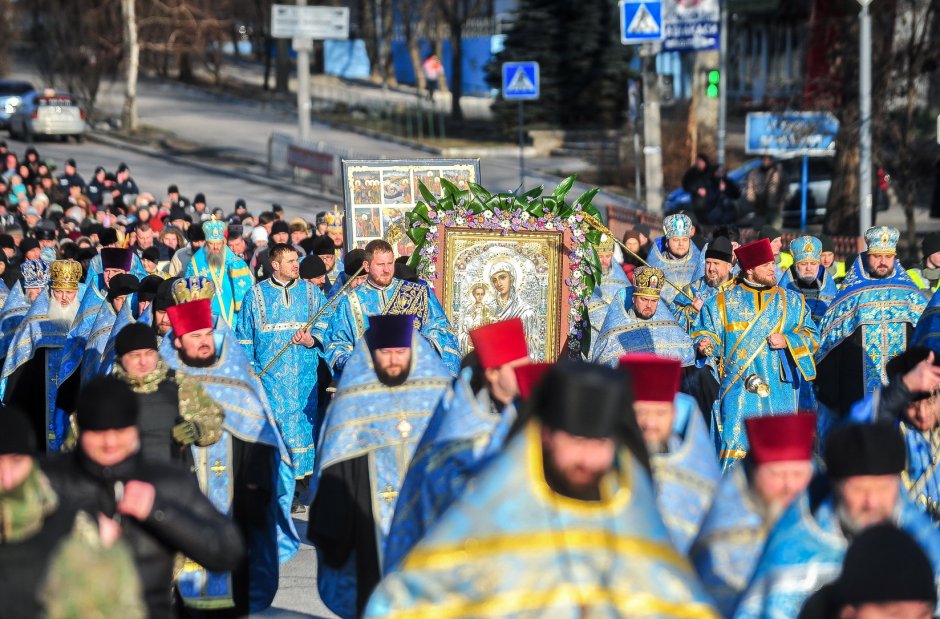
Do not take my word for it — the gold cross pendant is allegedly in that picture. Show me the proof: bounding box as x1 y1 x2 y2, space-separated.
210 459 226 477
379 485 398 504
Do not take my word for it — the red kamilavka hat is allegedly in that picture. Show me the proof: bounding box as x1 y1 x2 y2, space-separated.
470 318 528 369
513 362 552 400
166 299 213 336
617 353 681 403
734 238 776 272
745 413 816 465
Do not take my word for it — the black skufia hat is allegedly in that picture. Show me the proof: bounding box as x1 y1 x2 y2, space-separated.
107 274 140 302
137 274 164 302
835 524 936 607
824 422 906 480
344 249 366 277
76 376 139 431
116 322 158 356
152 277 179 312
530 360 650 472
0 405 37 455
299 255 327 279
704 236 734 264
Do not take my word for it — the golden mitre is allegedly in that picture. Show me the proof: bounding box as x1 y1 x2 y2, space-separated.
50 259 82 291
633 266 665 299
323 205 345 231
597 233 615 255
172 276 217 304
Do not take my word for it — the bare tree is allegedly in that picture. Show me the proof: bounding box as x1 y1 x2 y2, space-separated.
136 0 232 83
0 0 14 76
437 0 488 120
122 0 139 131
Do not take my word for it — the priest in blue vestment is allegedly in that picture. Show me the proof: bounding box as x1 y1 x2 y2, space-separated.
98 275 161 377
384 318 534 572
779 235 837 326
236 242 328 490
620 353 720 554
59 248 133 390
816 227 926 433
160 276 299 614
0 259 83 452
735 423 940 619
591 266 696 367
78 274 139 384
693 238 818 471
585 234 631 357
82 226 147 284
671 236 737 333
912 286 940 353
308 314 453 619
645 213 705 304
365 361 720 619
690 413 816 616
325 248 366 299
324 239 459 376
184 218 254 327
0 260 46 361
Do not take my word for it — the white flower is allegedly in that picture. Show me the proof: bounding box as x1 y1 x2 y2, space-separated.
500 220 511 229
455 217 466 226
545 222 555 230
482 211 493 220
429 226 438 234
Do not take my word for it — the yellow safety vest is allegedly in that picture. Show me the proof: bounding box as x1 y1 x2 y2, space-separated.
907 268 940 293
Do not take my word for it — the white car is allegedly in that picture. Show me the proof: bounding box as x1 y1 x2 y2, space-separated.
7 89 86 142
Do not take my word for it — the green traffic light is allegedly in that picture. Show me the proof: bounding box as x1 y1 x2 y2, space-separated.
708 70 720 84
706 84 719 98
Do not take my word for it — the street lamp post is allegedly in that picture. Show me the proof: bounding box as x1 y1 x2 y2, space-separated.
858 0 873 235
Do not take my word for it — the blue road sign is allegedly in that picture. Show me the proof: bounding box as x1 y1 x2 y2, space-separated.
502 61 540 101
620 0 664 45
745 112 839 156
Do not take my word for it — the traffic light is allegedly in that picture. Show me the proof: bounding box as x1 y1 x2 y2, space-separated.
706 69 720 98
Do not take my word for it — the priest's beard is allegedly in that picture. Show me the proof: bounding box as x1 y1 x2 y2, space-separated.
48 296 80 326
646 441 669 455
751 271 777 287
797 273 817 286
705 272 729 288
179 350 216 369
207 248 225 270
836 501 900 538
375 364 411 387
542 450 603 501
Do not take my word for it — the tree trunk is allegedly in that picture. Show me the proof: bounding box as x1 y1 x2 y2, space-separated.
448 19 463 121
381 0 396 86
178 51 194 82
360 0 380 82
122 0 139 132
263 35 272 90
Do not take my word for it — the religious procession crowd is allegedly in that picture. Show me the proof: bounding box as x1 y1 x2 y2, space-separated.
3 140 940 619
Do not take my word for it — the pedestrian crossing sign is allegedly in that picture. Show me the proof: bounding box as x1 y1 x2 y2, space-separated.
502 61 540 101
620 0 664 45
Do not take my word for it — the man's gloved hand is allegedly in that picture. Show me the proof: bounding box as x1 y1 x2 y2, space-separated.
172 418 201 446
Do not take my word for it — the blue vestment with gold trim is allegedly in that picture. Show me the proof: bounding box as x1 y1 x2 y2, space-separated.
79 301 118 383
236 278 327 479
311 335 452 619
365 421 720 619
324 278 460 376
0 283 30 359
734 484 940 619
58 278 109 387
185 247 254 327
383 372 516 572
911 285 940 351
591 286 696 367
159 317 299 612
85 251 147 283
690 466 772 617
670 276 736 333
652 394 721 554
778 265 837 326
646 237 705 304
899 421 940 522
818 256 925 396
0 286 84 451
586 265 631 358
692 282 818 471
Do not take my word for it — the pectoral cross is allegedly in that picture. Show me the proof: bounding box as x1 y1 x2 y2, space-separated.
379 485 398 504
396 418 413 438
211 460 226 478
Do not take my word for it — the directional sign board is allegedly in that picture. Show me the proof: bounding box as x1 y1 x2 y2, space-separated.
745 112 839 156
620 0 664 45
502 61 540 101
271 5 350 40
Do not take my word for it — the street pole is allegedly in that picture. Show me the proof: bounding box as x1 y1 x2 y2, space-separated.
717 0 729 166
295 0 311 143
858 0 873 235
641 43 664 214
518 101 525 191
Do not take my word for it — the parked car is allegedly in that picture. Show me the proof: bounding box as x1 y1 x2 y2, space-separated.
7 89 86 142
664 156 834 228
0 80 35 129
